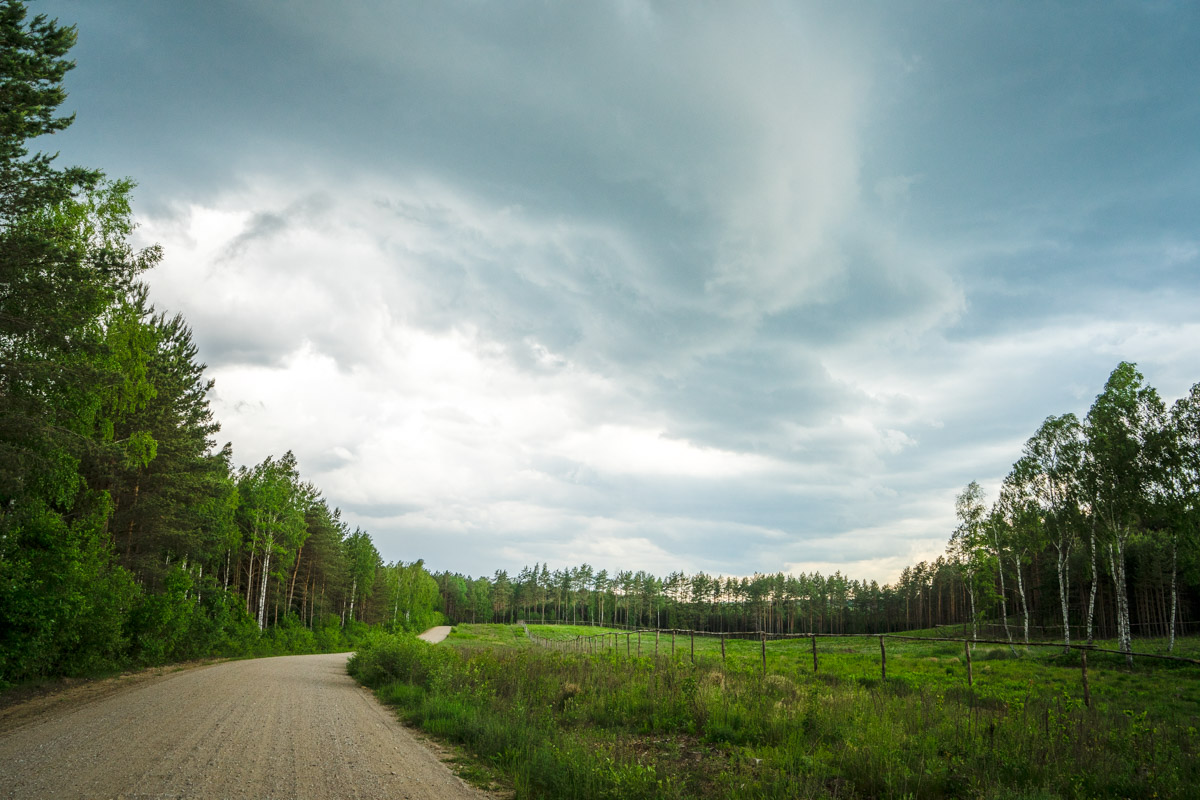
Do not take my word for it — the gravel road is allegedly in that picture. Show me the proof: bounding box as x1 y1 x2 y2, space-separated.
0 652 490 799
417 626 453 644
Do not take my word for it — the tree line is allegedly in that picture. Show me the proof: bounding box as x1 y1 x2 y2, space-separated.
0 3 440 687
434 364 1200 659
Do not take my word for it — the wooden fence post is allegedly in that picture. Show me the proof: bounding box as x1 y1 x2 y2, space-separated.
761 631 767 674
690 630 695 663
721 634 726 665
812 635 818 673
637 630 641 657
880 636 886 681
964 639 973 688
1081 648 1091 707
627 632 631 656
671 630 676 655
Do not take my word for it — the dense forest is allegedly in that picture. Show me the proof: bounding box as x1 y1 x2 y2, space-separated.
0 3 440 687
436 363 1200 663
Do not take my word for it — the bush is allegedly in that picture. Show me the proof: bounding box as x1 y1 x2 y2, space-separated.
348 632 457 689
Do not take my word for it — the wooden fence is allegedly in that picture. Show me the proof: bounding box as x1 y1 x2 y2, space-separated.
519 623 1200 708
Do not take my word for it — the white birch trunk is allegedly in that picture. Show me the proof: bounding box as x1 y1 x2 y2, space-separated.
1108 538 1133 666
1170 532 1178 653
256 533 273 630
245 549 256 614
968 583 978 641
1055 545 1071 651
347 577 357 625
1086 520 1098 646
996 556 1013 648
1014 557 1029 644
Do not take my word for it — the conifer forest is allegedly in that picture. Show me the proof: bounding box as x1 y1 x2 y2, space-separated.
0 3 440 687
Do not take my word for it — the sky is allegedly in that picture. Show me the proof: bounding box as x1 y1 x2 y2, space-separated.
39 1 1200 584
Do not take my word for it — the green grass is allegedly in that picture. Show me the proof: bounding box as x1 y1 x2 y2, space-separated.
351 626 1200 799
528 625 1200 724
444 623 534 649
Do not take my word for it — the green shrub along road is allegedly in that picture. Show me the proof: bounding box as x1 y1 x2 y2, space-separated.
350 623 1200 799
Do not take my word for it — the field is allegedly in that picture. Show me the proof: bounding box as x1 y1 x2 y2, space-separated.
348 623 1200 799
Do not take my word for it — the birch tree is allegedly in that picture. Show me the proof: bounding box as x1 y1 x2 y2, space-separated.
951 481 988 641
342 528 379 625
1164 383 1200 652
237 453 305 630
1084 362 1165 665
1013 413 1083 650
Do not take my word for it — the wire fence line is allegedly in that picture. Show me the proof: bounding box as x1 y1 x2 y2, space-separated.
515 621 1199 708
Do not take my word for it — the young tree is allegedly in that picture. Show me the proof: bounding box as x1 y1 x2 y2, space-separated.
984 493 1017 648
1084 362 1165 665
1013 413 1084 649
342 528 379 625
950 481 988 641
1164 383 1200 652
236 453 306 629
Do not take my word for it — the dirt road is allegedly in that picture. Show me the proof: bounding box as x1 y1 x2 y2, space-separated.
417 625 453 644
0 652 489 799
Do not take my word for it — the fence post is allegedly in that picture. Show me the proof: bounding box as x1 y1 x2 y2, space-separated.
627 632 631 656
637 630 641 657
671 630 676 656
721 633 726 665
760 631 767 673
880 635 886 681
812 635 818 673
964 639 973 688
655 629 659 656
1081 648 1091 707
691 630 695 663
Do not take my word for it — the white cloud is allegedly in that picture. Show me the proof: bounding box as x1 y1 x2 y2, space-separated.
90 1 1200 585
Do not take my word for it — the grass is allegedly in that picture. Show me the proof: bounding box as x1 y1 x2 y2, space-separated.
349 624 1200 799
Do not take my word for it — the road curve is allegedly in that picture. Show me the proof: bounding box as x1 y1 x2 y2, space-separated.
0 653 487 800
417 626 453 644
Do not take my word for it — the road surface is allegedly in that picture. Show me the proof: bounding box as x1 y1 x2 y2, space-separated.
417 626 453 644
0 652 489 799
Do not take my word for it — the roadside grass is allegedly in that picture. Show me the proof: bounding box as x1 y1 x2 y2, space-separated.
351 626 1200 799
447 624 534 650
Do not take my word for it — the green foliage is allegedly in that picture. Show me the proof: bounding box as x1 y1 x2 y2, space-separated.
0 0 414 689
348 631 458 689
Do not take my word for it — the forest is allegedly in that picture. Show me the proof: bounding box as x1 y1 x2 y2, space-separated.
0 3 441 688
435 362 1200 663
5 0 1198 693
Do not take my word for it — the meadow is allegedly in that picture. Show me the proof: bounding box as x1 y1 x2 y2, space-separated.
348 623 1200 799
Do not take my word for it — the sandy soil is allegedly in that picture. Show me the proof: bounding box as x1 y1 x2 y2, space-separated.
0 652 493 799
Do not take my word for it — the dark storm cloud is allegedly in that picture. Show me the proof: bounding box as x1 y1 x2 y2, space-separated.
38 1 1200 580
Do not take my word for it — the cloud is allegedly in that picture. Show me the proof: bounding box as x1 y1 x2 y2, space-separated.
51 0 1200 582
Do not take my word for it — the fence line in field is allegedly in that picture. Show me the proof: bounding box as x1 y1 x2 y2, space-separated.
517 622 1199 708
